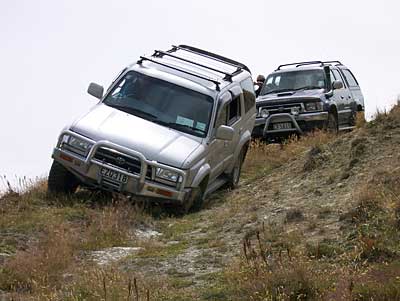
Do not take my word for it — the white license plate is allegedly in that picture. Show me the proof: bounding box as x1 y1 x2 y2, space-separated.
273 122 293 130
100 167 128 184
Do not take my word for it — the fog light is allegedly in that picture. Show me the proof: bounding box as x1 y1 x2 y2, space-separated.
291 107 300 115
260 109 270 118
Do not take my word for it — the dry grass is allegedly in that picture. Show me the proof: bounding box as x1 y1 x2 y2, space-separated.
242 130 334 180
0 224 77 293
3 105 400 300
219 173 400 300
223 226 323 300
0 181 152 299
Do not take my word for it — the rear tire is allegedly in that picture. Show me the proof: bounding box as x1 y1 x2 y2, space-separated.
48 160 79 195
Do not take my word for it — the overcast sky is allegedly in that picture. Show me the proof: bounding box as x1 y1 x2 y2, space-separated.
1 0 399 189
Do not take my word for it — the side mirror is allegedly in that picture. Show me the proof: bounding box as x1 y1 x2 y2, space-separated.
332 80 343 90
216 125 234 141
87 83 104 99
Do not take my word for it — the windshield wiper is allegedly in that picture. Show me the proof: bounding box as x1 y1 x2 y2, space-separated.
106 104 157 120
293 86 322 91
262 88 295 95
153 120 205 134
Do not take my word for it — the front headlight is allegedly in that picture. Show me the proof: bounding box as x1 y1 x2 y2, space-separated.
156 168 182 183
60 134 93 156
304 102 323 112
260 108 270 118
68 136 92 151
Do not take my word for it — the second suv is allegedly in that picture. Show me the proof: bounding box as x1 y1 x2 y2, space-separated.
252 61 364 140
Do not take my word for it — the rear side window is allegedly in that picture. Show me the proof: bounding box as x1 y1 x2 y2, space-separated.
341 69 359 87
332 69 344 84
227 96 241 125
240 78 256 113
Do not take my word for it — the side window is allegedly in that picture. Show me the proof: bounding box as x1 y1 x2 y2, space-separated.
227 96 241 125
215 104 228 128
240 78 256 113
332 69 344 86
341 69 359 87
330 70 336 82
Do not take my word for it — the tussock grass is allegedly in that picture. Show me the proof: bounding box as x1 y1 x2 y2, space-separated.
242 130 334 180
0 180 153 299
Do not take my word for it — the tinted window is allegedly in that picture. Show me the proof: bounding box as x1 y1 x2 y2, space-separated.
342 69 359 87
104 71 213 137
227 96 241 125
240 77 256 113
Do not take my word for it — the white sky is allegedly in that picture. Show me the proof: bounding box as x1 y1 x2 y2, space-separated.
1 0 399 187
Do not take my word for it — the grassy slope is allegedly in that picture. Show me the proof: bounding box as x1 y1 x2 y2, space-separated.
1 107 400 300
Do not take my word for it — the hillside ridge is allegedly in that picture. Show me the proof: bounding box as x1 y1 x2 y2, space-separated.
1 107 400 300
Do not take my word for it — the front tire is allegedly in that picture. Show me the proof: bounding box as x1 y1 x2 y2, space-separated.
324 112 338 134
227 150 244 189
48 160 79 195
189 185 206 213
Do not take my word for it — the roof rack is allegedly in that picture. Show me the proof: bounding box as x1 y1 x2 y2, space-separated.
152 49 235 81
276 60 343 71
137 56 221 91
322 61 343 66
171 45 251 74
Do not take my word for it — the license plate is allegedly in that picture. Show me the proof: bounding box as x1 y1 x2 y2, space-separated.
273 122 293 130
100 167 128 184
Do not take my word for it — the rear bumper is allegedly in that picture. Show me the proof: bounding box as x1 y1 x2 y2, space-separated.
253 111 328 137
52 130 190 203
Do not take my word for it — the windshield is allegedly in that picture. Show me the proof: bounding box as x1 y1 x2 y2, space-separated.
260 69 326 96
103 71 214 138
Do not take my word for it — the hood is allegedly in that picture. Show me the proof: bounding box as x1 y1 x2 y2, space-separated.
257 89 324 105
71 104 202 168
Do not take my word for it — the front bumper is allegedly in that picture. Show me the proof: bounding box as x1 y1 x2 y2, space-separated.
52 130 190 203
253 111 328 137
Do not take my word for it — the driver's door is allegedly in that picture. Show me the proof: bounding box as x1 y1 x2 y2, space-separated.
208 92 231 182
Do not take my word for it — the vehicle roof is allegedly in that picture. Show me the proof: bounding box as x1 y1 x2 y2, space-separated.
126 46 252 96
271 61 349 75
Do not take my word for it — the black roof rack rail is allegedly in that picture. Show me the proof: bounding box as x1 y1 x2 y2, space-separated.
276 61 322 70
137 56 221 91
152 50 234 81
171 44 251 74
276 60 343 71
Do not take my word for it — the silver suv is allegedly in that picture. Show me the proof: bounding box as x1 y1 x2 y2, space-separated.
48 45 256 212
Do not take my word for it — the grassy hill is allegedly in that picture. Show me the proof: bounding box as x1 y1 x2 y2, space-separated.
1 106 400 300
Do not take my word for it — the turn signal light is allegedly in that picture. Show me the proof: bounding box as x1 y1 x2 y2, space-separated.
60 154 73 162
156 188 173 197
